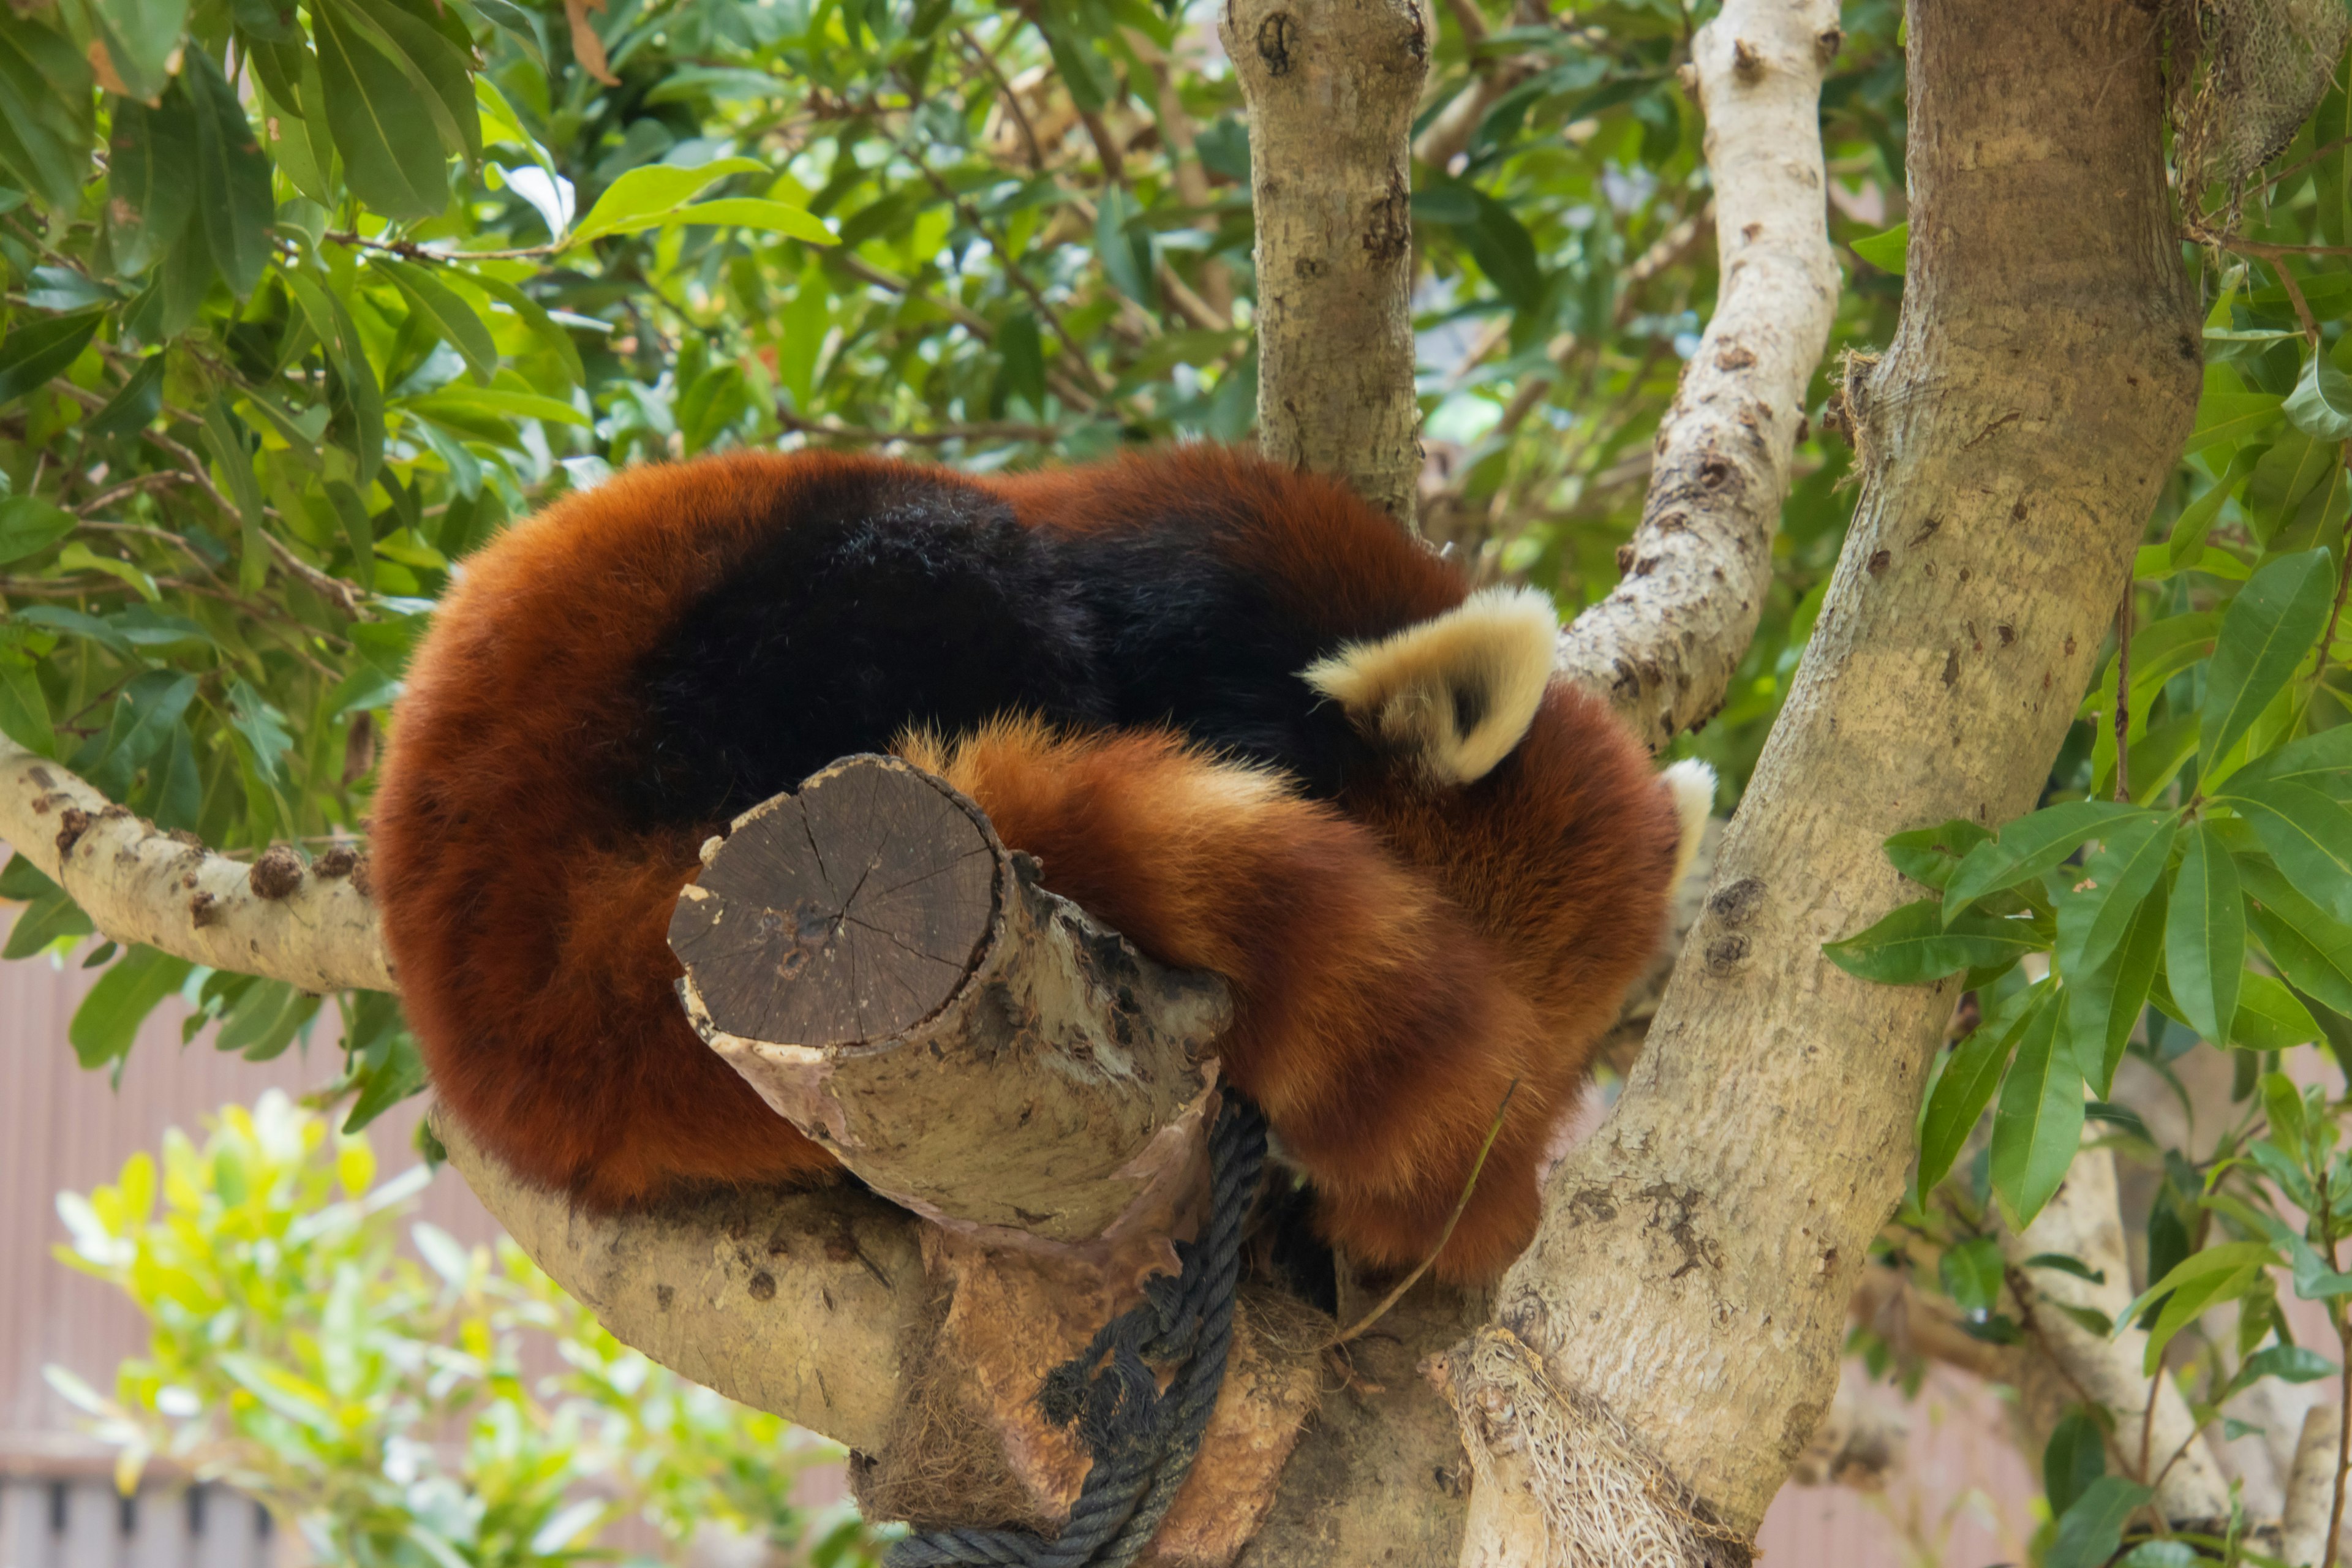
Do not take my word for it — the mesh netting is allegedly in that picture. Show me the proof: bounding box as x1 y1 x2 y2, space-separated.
2171 0 2350 207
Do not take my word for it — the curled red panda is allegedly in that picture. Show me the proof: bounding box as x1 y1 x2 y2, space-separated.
373 445 1709 1284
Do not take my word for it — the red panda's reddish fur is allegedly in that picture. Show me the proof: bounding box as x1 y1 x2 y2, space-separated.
374 447 1682 1283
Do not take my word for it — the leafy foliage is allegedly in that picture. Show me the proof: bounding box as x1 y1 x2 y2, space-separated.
47 1090 886 1566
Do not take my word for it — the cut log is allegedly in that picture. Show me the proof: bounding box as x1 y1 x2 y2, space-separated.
671 754 1233 1257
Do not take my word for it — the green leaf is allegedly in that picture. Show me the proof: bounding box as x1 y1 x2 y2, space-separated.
202 398 270 594
0 12 94 210
213 977 317 1060
0 654 55 756
2166 822 2244 1047
2052 813 2179 981
666 196 835 244
85 353 164 439
2241 855 2352 1016
106 91 197 277
568 156 767 244
2048 1476 2153 1568
2218 1343 2338 1406
1991 995 2079 1226
1849 222 1906 274
1920 982 2049 1194
1093 183 1155 308
454 271 583 389
341 0 480 164
2230 722 2352 799
2065 873 2166 1096
2204 548 2334 771
284 270 385 485
2225 783 2352 922
409 383 589 428
1825 900 2042 985
323 480 375 593
1464 190 1545 316
2 884 91 957
2169 450 2261 565
376 258 499 383
69 946 194 1069
2118 1241 2278 1349
1939 1234 2004 1312
85 0 189 105
182 53 276 300
2247 433 2345 547
0 311 102 406
1883 818 1992 891
99 670 198 773
2184 390 2284 455
0 494 75 564
2228 971 2324 1051
1943 800 2149 921
2043 1406 2106 1518
2285 345 2352 440
314 0 450 222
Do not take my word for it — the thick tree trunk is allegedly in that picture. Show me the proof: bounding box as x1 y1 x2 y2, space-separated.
1221 0 1430 525
1444 0 2200 1554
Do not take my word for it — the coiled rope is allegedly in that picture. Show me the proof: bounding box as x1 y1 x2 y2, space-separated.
886 1095 1268 1568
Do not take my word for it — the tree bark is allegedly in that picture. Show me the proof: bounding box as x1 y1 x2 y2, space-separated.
1551 0 1842 754
674 756 1227 1259
0 739 391 992
1221 0 1431 526
1444 0 2200 1554
2002 1150 2231 1525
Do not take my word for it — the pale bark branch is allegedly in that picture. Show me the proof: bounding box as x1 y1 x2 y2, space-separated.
1448 0 2201 1555
2000 1148 2231 1524
2285 1403 2345 1568
0 736 393 993
1549 1 1843 754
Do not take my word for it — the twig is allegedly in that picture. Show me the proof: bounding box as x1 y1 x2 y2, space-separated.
2211 233 2352 259
2242 135 2352 203
902 152 1113 398
959 26 1044 174
1327 1079 1520 1348
322 229 564 264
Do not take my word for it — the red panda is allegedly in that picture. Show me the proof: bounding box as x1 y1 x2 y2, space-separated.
373 445 1709 1284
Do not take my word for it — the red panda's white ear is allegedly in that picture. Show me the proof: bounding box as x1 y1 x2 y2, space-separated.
1300 586 1558 785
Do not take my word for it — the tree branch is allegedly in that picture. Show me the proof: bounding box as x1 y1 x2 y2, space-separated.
1220 0 1431 526
0 737 393 993
1549 6 1842 753
2000 1148 2231 1524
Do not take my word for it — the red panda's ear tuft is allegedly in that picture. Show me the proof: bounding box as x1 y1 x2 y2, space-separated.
1660 758 1716 885
1300 585 1559 785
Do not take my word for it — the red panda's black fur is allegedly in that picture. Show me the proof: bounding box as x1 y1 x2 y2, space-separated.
373 445 1689 1283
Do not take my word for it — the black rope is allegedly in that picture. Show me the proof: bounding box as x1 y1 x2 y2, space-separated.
886 1096 1269 1568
